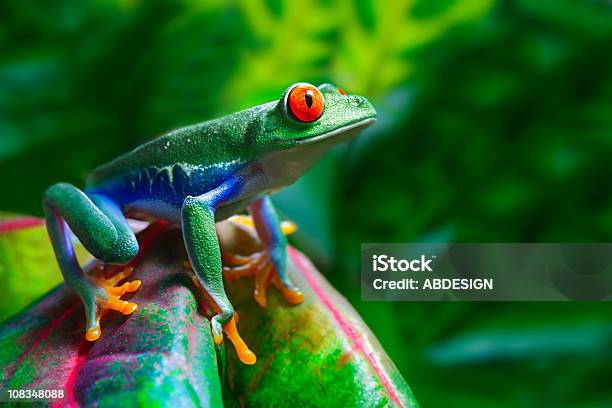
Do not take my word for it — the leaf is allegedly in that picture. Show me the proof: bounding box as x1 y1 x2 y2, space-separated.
0 223 224 407
0 219 417 407
0 215 79 322
428 323 612 365
217 222 418 408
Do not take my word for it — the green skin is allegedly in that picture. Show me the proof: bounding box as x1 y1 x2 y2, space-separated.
43 83 377 344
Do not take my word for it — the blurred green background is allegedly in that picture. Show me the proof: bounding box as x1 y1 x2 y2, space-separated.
2 0 612 406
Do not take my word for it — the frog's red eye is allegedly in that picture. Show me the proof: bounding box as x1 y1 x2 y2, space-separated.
286 84 324 123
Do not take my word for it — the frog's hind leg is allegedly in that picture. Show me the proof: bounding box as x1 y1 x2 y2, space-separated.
223 195 304 307
43 183 140 341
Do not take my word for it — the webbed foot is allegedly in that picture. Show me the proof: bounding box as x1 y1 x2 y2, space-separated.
223 215 304 307
222 251 304 307
83 264 141 341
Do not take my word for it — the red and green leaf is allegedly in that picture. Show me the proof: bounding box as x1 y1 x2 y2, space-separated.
0 219 417 407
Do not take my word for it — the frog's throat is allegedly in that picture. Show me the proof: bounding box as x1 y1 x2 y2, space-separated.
256 117 376 191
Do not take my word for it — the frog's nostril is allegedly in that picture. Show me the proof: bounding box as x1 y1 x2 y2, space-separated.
349 96 363 107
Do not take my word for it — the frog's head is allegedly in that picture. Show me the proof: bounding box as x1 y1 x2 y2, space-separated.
251 82 376 187
263 82 377 150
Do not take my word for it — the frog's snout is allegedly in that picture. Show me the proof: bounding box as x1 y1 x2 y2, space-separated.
350 95 377 120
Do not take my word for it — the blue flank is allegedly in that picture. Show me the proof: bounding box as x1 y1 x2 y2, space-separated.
86 161 246 212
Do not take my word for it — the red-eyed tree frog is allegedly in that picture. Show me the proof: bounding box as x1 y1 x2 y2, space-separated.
43 83 377 364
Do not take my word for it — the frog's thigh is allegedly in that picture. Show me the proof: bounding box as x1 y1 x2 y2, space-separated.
87 193 139 263
45 183 138 264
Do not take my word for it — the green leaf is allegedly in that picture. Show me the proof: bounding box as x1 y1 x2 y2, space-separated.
0 223 223 407
0 219 417 407
218 222 418 408
0 215 79 322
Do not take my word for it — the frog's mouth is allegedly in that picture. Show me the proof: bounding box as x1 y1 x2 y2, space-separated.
295 118 377 145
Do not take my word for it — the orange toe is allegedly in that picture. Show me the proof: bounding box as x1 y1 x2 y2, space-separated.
283 289 304 305
213 331 223 345
121 302 138 315
223 317 256 365
86 326 101 341
254 291 268 308
127 280 141 292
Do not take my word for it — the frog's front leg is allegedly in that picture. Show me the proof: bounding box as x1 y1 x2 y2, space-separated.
223 195 304 307
43 183 140 341
181 176 256 365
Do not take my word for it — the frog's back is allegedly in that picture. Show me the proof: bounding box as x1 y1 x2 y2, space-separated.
83 104 278 221
84 115 259 218
87 119 241 187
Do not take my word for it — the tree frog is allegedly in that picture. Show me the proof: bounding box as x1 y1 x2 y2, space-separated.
43 83 376 364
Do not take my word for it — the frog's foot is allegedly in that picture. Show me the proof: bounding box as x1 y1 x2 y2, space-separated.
222 250 304 308
84 264 141 341
223 215 303 307
216 313 256 365
184 263 256 365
